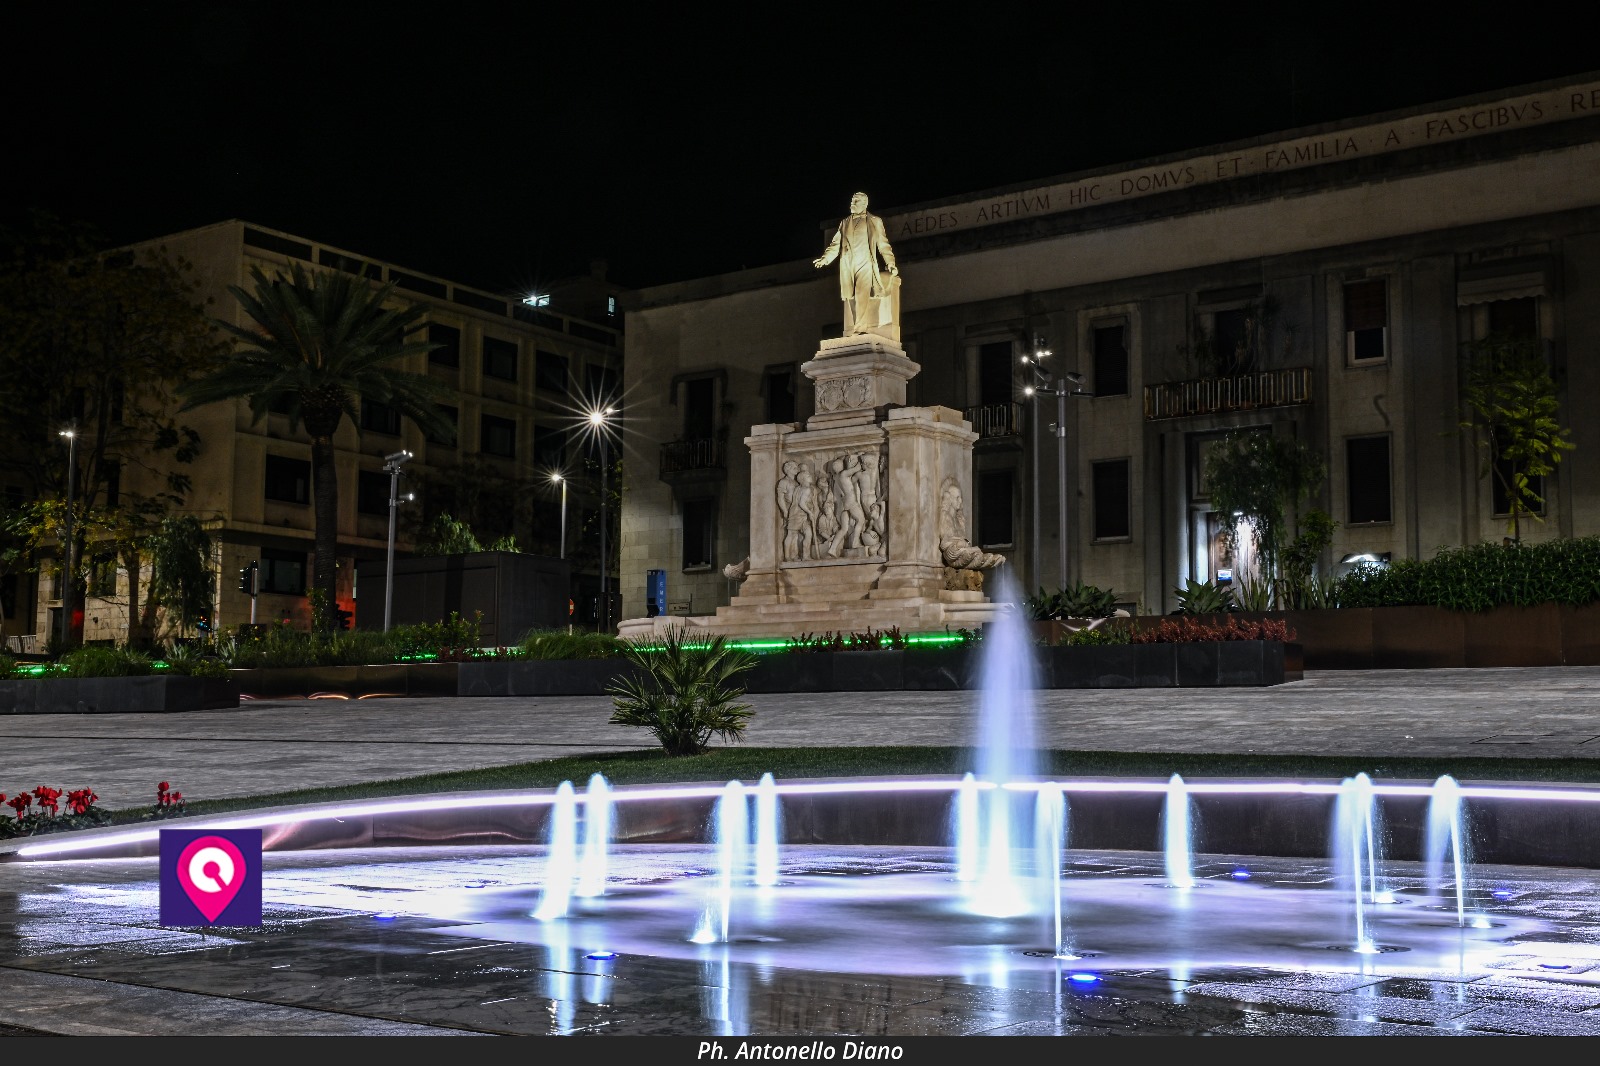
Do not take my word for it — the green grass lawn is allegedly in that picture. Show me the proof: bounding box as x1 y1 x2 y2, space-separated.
107 745 1600 824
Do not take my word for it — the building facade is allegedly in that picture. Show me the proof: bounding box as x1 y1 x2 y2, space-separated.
619 74 1600 622
18 220 623 645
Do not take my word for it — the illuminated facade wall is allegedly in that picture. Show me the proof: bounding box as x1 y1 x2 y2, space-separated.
21 221 623 643
619 75 1600 620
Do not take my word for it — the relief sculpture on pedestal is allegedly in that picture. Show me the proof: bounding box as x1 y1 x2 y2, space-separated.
938 478 1006 571
777 448 889 562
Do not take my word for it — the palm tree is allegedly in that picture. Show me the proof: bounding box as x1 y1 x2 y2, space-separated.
181 263 452 629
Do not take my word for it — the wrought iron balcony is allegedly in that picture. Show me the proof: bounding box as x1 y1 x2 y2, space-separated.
659 435 727 480
963 402 1025 439
1143 366 1313 421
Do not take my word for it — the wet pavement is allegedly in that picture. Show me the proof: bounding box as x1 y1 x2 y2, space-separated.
4 845 1600 1036
3 666 1600 810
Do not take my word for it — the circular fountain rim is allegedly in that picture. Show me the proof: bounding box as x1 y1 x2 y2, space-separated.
8 772 1600 864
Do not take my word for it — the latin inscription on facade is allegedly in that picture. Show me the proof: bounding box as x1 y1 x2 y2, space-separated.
883 81 1600 242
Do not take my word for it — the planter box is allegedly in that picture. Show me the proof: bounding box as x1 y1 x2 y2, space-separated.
230 663 459 698
457 659 644 697
1043 641 1296 688
0 676 239 714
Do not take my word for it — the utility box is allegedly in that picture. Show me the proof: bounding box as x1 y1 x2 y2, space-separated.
356 551 570 644
646 569 667 617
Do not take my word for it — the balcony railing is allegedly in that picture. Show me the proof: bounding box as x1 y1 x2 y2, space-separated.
659 435 727 477
1143 367 1313 421
964 402 1025 439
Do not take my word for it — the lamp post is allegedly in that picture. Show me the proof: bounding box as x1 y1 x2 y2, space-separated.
551 472 568 559
57 422 78 649
1021 344 1091 588
587 406 616 632
382 449 413 633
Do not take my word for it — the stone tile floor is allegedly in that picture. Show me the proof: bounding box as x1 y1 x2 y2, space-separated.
4 845 1600 1036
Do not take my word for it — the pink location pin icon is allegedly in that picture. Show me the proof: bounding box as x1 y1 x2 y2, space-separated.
176 835 248 922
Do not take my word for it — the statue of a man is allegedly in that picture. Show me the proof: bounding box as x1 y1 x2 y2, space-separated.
814 191 900 343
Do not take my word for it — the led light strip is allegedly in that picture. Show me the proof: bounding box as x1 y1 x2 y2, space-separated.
14 776 1600 859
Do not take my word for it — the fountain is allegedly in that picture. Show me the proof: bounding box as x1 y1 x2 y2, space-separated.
1162 774 1196 890
1426 774 1471 928
576 773 611 899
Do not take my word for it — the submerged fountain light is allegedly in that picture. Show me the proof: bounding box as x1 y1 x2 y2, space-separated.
1067 972 1100 984
585 950 618 960
1230 868 1251 880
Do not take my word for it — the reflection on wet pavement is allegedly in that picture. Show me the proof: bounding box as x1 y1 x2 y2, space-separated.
3 845 1600 1036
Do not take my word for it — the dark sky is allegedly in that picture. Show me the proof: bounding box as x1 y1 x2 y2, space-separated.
4 4 1595 293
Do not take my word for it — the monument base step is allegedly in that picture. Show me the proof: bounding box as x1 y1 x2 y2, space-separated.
617 599 1010 640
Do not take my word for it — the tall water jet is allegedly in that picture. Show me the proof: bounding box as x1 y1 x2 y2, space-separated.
754 773 781 888
533 780 579 921
1332 775 1378 953
576 773 611 899
968 572 1041 917
715 780 750 942
954 773 980 884
1034 783 1069 955
1162 774 1196 889
1426 775 1470 927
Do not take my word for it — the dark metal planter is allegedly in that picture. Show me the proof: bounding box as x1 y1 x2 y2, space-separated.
0 676 239 714
230 663 459 698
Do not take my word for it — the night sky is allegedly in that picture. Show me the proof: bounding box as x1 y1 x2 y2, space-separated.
4 5 1595 293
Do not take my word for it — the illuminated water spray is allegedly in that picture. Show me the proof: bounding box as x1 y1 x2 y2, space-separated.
1162 774 1196 890
533 780 578 921
754 773 781 888
576 773 611 898
1427 775 1471 928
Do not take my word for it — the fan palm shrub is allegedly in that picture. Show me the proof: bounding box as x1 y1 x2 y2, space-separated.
608 628 756 756
179 264 452 628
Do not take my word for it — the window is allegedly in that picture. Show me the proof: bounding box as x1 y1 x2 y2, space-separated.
1487 296 1538 340
977 341 1013 406
586 363 619 405
100 460 120 508
264 455 311 504
1212 308 1248 371
357 470 390 516
684 377 715 439
1091 459 1132 540
534 425 566 469
361 399 401 435
682 498 716 570
426 404 458 446
536 351 568 393
976 469 1014 548
766 367 796 424
1346 436 1392 524
260 549 306 595
482 336 518 381
89 553 117 598
1092 324 1129 397
428 324 461 368
480 413 516 458
607 296 617 316
1345 279 1388 363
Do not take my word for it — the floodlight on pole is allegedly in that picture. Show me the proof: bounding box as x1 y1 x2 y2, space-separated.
584 405 617 632
57 423 78 649
382 449 414 633
1022 341 1091 588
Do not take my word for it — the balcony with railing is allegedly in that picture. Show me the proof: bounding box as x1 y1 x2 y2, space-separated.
659 434 727 484
1143 366 1313 421
964 402 1025 443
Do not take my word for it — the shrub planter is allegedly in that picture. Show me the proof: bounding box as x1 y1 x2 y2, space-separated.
1179 604 1595 669
0 676 239 714
459 643 1296 696
230 663 459 698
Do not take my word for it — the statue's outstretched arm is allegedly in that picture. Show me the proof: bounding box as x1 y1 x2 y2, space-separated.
813 226 841 269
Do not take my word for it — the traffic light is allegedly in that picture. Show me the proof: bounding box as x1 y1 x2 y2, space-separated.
335 607 353 631
237 561 258 596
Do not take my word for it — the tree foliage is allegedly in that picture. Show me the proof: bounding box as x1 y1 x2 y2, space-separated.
1459 332 1575 543
1204 430 1326 604
607 628 756 756
180 263 452 629
0 214 222 645
147 516 215 637
416 513 481 556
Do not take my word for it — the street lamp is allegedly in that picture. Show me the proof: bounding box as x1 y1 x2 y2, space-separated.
586 406 616 632
1022 342 1091 588
382 449 414 633
550 472 568 560
57 422 78 649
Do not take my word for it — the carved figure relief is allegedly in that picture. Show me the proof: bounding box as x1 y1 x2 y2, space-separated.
777 447 889 562
937 478 1005 570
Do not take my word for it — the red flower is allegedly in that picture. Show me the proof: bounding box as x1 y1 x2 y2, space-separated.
158 782 170 792
66 788 98 816
31 786 62 816
170 791 182 802
6 794 30 816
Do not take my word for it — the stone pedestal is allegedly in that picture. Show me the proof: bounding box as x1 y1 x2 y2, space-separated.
618 336 1008 640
